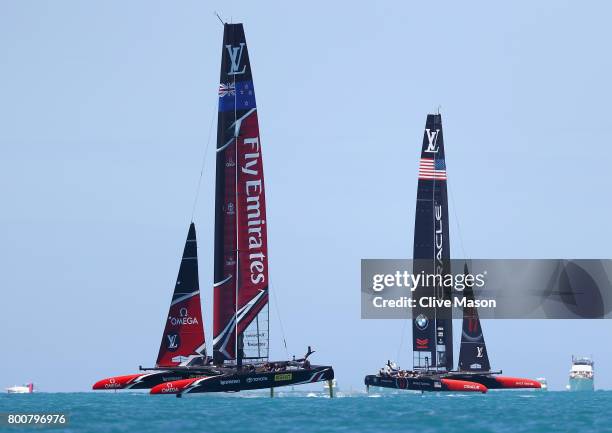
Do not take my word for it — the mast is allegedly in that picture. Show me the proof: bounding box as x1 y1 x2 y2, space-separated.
213 23 270 365
412 114 453 371
458 264 491 372
156 223 206 367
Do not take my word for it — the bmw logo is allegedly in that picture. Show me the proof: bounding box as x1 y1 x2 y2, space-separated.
415 314 429 330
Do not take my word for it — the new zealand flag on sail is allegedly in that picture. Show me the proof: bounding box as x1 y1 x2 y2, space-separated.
218 80 257 112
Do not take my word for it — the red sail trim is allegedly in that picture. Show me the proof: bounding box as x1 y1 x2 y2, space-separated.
212 138 239 361
236 111 269 336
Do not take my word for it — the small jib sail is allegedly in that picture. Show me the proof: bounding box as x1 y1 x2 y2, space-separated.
93 223 208 390
412 114 453 371
156 223 207 367
458 264 491 372
213 23 269 365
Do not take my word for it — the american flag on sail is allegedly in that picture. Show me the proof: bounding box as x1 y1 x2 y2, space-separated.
418 158 447 180
218 82 235 97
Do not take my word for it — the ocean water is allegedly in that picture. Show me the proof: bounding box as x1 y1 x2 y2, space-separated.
1 390 611 433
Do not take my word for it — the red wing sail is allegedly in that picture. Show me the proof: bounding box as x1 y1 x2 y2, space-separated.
213 23 269 364
213 24 268 364
156 223 206 367
236 110 269 362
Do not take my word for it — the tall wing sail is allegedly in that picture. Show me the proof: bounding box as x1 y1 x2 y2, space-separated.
156 223 206 367
458 264 491 372
412 114 454 371
213 23 269 364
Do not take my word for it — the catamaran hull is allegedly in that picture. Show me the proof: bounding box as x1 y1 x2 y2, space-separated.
364 375 487 393
92 371 205 390
151 366 334 395
446 374 541 390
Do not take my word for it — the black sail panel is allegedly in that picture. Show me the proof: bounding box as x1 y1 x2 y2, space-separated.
458 264 491 372
412 114 453 371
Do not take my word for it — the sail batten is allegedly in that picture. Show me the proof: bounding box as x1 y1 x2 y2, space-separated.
213 23 269 364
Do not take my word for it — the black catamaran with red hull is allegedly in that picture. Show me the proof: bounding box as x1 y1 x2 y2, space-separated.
150 353 334 395
365 114 539 393
154 22 333 396
93 22 333 396
365 114 484 393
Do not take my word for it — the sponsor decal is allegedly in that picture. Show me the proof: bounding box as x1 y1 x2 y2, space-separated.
220 379 241 386
434 204 443 267
274 373 292 382
476 346 484 358
226 155 236 167
246 376 268 383
103 377 122 389
244 332 267 338
415 314 429 330
470 363 482 369
226 43 247 76
437 325 445 345
161 376 183 382
168 308 199 326
424 128 440 153
167 334 180 351
241 137 266 285
224 202 235 215
416 338 429 349
434 381 442 388
161 382 180 393
246 341 267 347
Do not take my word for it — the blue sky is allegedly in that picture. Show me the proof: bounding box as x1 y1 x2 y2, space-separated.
1 0 611 391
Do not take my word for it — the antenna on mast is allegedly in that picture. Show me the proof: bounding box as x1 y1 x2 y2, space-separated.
214 11 225 25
